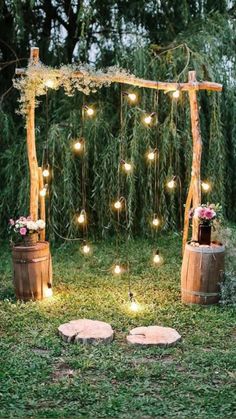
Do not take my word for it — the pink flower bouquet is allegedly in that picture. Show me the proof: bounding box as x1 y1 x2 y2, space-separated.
189 204 221 226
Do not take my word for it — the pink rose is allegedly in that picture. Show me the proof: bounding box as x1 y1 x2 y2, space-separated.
9 219 15 226
205 209 216 220
20 227 27 236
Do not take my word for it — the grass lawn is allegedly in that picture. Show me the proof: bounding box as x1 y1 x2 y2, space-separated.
0 233 235 418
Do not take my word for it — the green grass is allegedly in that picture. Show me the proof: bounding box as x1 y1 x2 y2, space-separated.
0 234 235 418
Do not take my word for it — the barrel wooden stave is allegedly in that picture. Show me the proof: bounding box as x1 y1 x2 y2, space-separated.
181 243 225 305
12 241 52 301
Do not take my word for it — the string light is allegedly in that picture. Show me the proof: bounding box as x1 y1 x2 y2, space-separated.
172 89 180 99
73 138 84 152
42 167 50 178
202 181 210 192
143 112 156 125
44 79 55 89
153 250 163 266
128 291 140 312
82 242 91 255
167 176 176 189
113 264 122 275
120 159 132 173
147 148 157 161
152 216 160 227
77 210 86 224
128 93 137 102
114 199 122 210
122 91 138 103
45 283 53 297
39 185 47 197
83 105 95 117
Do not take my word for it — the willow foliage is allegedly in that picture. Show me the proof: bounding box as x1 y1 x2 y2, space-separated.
0 13 235 240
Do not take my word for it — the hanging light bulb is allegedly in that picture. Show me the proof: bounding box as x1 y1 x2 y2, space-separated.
73 138 84 152
82 242 91 255
167 176 176 189
39 185 47 197
147 148 157 161
147 151 155 161
42 167 50 178
45 283 53 298
153 250 163 266
152 216 160 227
201 181 210 192
122 91 138 103
143 112 156 126
77 210 86 224
172 89 180 99
130 300 139 312
120 159 132 173
114 199 122 210
44 79 55 89
83 105 95 117
128 292 140 312
114 264 122 274
128 92 137 102
144 115 152 125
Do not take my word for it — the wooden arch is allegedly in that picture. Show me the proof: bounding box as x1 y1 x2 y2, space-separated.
16 47 222 251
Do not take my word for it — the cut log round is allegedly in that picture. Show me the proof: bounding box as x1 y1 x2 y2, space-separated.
181 242 225 305
126 326 181 346
12 241 52 301
58 319 114 344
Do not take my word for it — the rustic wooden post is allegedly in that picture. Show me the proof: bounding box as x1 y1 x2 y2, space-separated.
26 47 39 220
182 71 203 252
38 167 46 241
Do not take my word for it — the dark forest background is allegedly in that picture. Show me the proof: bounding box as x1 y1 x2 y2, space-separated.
0 0 235 240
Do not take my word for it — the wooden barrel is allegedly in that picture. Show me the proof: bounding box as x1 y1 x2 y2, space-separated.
181 243 225 305
12 241 52 301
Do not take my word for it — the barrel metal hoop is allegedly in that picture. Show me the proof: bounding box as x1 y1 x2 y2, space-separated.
182 288 219 297
14 256 49 264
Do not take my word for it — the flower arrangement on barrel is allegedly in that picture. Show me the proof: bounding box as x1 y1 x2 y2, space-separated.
9 216 45 246
189 203 222 245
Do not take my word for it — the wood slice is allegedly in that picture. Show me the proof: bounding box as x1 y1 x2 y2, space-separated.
58 319 114 344
126 326 181 347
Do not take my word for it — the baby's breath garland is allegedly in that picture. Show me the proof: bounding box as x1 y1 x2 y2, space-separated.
14 62 132 115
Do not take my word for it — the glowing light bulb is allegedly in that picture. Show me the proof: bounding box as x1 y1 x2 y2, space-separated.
124 162 132 172
128 93 137 102
73 141 83 151
147 151 155 161
42 169 50 178
45 283 53 298
152 217 160 227
114 264 121 274
78 213 86 224
153 251 163 266
172 89 180 99
86 107 94 116
202 182 210 192
144 115 152 125
40 188 47 197
82 244 91 254
167 179 175 189
114 200 122 210
44 79 55 89
130 300 139 312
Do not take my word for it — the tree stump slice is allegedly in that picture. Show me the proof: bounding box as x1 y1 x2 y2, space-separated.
126 326 181 347
58 319 114 344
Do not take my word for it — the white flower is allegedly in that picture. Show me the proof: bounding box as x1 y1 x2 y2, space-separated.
26 221 38 231
36 219 46 230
